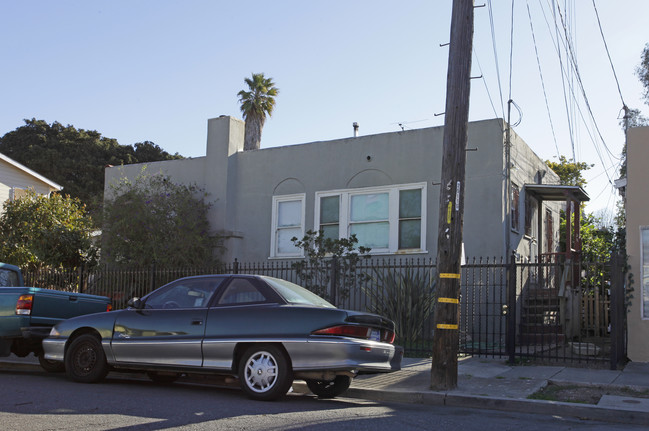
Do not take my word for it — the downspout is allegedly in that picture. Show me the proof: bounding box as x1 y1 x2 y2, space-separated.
505 100 512 259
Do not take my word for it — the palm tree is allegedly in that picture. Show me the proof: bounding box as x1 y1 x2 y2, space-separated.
237 73 279 151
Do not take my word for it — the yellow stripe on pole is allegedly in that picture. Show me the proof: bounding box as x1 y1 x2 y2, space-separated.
438 297 459 304
439 273 461 279
436 324 459 330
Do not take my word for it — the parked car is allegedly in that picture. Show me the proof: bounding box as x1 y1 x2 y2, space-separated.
43 274 402 400
0 262 112 372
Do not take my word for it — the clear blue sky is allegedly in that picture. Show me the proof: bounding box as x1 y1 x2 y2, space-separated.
2 1 647 218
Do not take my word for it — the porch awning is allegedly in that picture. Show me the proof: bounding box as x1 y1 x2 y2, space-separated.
524 184 589 202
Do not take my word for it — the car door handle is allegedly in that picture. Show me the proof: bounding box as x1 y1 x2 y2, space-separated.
191 320 203 325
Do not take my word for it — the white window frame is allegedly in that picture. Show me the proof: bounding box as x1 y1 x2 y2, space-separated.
314 183 427 255
641 226 649 320
270 194 306 258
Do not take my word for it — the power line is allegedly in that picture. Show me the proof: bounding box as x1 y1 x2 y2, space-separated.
526 0 561 158
486 0 506 119
591 0 626 108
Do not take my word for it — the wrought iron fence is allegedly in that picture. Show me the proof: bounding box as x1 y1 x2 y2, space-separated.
21 254 622 366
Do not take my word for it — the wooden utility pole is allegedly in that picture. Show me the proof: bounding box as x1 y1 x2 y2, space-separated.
430 0 474 390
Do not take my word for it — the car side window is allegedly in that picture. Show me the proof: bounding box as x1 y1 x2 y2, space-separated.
218 279 268 305
144 278 224 309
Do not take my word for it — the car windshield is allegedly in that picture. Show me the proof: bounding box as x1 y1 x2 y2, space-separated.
262 277 335 308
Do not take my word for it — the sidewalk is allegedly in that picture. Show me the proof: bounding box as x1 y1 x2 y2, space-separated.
3 354 649 425
330 356 649 425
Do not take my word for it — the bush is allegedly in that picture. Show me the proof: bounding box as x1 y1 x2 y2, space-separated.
364 266 436 343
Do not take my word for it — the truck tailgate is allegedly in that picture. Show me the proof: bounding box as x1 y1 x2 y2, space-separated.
30 289 110 326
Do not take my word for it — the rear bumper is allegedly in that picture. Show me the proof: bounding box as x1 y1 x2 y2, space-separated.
285 337 403 374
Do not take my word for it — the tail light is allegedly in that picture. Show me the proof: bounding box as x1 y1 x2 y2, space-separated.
106 303 113 312
312 325 396 344
16 295 33 315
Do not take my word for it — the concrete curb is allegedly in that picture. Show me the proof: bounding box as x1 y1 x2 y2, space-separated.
292 381 649 426
337 386 649 426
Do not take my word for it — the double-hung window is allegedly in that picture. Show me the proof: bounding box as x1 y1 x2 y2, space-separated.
315 183 426 254
270 194 305 258
641 227 649 319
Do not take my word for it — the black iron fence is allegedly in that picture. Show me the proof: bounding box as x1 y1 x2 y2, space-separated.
22 254 626 368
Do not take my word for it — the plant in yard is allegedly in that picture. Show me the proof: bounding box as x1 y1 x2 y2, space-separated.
364 266 436 343
290 230 370 302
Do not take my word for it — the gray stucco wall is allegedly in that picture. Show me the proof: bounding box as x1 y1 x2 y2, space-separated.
103 116 559 264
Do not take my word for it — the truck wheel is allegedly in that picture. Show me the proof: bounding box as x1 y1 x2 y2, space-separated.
238 344 293 401
65 334 108 383
38 354 65 373
305 375 352 399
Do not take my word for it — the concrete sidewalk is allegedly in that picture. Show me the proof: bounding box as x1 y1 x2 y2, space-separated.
327 356 649 425
3 354 649 425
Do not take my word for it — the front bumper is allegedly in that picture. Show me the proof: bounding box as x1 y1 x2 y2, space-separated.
42 337 66 362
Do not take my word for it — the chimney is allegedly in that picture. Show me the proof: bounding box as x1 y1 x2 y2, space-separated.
353 122 359 137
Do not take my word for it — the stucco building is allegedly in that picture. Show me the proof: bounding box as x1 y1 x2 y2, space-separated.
104 116 562 264
624 125 649 362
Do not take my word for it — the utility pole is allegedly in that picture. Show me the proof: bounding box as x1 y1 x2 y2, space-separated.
430 0 474 390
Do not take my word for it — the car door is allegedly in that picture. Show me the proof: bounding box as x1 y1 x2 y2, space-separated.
202 276 282 369
111 277 225 367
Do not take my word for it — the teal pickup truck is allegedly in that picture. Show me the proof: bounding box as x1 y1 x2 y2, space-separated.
0 262 111 372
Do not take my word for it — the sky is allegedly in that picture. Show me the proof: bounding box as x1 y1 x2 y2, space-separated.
1 1 647 220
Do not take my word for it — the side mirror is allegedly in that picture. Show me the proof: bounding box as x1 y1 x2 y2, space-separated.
127 297 143 309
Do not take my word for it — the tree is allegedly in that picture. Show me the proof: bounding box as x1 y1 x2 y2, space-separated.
102 171 220 267
637 43 649 105
237 73 279 151
0 119 183 215
546 155 592 187
0 191 98 269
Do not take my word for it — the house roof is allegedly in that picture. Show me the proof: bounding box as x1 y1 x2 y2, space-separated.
0 152 63 191
524 184 589 202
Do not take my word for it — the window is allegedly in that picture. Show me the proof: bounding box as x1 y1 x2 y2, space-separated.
511 183 520 232
315 183 426 254
545 209 554 252
271 194 305 257
144 278 224 309
641 227 649 319
525 193 536 237
218 278 268 305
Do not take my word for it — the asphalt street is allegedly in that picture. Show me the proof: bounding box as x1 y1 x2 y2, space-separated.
0 368 646 431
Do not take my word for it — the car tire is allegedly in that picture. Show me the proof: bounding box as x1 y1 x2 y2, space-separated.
38 354 65 373
238 344 293 401
147 371 181 384
305 375 352 399
65 334 108 383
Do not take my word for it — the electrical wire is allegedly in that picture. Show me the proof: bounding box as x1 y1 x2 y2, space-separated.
486 0 506 119
591 0 626 108
526 0 561 159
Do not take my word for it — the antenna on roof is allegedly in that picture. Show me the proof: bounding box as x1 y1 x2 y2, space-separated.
390 119 429 131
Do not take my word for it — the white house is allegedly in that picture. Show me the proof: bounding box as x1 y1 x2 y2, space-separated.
0 152 62 211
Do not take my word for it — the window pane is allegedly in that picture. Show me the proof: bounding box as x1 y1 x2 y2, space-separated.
351 222 389 249
278 200 301 227
643 229 649 318
350 193 388 222
320 196 339 224
278 228 301 254
321 224 339 241
399 219 421 249
399 189 421 218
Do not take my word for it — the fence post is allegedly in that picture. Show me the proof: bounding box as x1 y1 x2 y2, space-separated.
609 253 626 370
506 252 517 364
78 263 84 293
233 258 239 274
149 262 157 293
330 256 339 307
